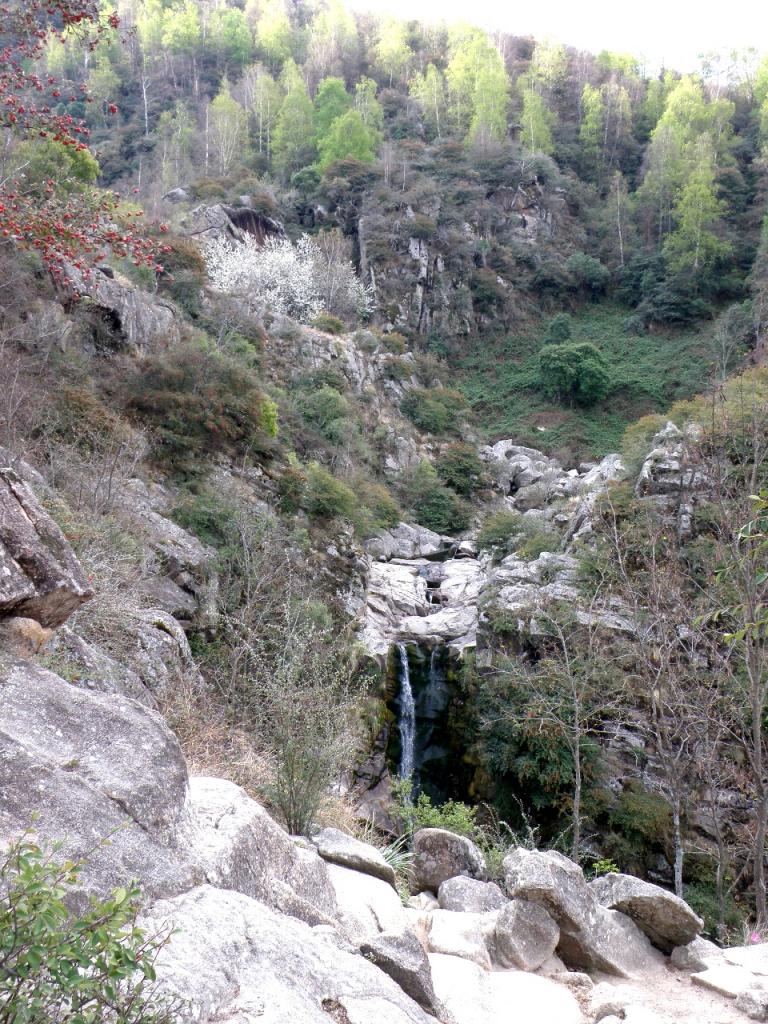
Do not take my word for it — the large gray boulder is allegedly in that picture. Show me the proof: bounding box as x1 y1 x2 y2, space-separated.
312 826 396 886
670 936 724 972
0 657 197 905
65 265 180 354
494 899 560 971
438 876 507 913
503 848 662 977
590 872 703 952
144 885 432 1024
0 468 93 627
365 522 453 561
360 930 442 1015
325 862 406 943
411 828 486 894
48 626 155 707
183 777 339 928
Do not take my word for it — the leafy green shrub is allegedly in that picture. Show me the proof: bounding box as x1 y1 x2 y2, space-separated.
124 346 278 473
277 458 308 513
311 313 345 334
538 342 611 406
603 783 672 874
304 462 357 520
566 252 611 298
400 388 468 436
517 529 561 560
478 511 559 561
621 413 667 474
350 478 401 536
381 332 407 354
435 442 485 496
391 777 480 840
297 386 350 438
167 270 203 318
408 214 438 240
156 235 206 277
543 312 573 344
382 356 411 382
171 485 237 549
399 460 470 534
0 831 175 1023
470 268 507 314
477 510 525 558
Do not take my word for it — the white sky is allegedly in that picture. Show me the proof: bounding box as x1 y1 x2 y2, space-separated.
350 0 768 73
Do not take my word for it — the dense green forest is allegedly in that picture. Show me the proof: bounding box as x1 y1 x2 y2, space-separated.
9 0 765 454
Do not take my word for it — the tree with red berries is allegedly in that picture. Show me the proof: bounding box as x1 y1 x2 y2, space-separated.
0 0 167 290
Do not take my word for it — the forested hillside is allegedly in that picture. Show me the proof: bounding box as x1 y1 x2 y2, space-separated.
11 0 765 455
2 0 768 1001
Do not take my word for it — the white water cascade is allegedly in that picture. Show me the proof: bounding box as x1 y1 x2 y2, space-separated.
397 642 416 780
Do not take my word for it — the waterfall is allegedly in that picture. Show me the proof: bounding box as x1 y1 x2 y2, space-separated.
397 642 416 780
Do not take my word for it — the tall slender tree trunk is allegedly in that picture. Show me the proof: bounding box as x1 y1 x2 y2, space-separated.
571 740 582 862
672 790 684 898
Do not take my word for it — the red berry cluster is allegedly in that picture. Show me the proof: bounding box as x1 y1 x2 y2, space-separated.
0 0 164 292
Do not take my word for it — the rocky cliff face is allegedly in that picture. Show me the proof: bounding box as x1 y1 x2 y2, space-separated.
0 384 762 1023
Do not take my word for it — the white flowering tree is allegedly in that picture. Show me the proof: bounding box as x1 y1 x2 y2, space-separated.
204 233 373 324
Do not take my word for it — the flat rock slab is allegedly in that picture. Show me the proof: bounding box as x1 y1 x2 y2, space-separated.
692 964 756 999
589 872 703 952
428 952 582 1024
724 943 768 975
312 826 396 886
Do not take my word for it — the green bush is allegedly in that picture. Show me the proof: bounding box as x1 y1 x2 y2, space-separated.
517 529 561 560
0 831 175 1023
477 510 525 557
400 388 468 436
408 214 438 240
566 252 611 298
297 386 350 438
166 270 203 318
543 312 573 344
470 268 507 314
124 346 278 473
538 342 611 406
435 442 485 496
391 778 480 840
311 313 345 335
399 460 470 534
304 462 357 520
350 478 401 536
